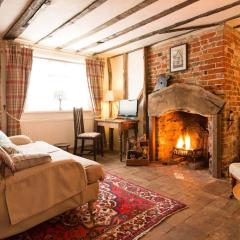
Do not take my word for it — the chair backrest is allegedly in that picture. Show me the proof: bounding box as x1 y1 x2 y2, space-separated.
73 108 85 136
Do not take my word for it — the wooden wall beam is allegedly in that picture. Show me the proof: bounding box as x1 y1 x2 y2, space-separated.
59 0 158 49
77 0 199 52
95 1 240 54
123 54 128 99
143 47 148 136
107 58 112 90
4 0 50 40
36 0 107 44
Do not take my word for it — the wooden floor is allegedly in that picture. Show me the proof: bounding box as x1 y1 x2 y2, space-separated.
93 152 240 240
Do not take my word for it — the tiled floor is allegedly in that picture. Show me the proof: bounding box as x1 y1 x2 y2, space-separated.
94 152 240 240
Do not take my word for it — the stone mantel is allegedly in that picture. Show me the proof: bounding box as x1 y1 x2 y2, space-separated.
148 84 225 117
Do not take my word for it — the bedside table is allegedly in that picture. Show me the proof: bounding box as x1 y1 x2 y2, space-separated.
54 143 70 152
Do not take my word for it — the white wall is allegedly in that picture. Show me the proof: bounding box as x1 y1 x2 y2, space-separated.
128 49 145 136
21 111 94 147
128 49 144 99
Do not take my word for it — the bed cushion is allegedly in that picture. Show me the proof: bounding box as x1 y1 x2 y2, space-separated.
9 135 32 145
0 147 16 177
12 153 52 171
17 141 104 184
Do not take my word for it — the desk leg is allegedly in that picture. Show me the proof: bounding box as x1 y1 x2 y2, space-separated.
134 123 138 138
109 128 114 151
119 131 123 161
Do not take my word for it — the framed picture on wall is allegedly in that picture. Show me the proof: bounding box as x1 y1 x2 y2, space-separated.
170 43 187 72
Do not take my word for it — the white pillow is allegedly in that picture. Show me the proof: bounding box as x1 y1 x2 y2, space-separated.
0 131 20 154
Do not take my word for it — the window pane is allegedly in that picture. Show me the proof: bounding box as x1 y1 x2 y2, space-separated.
25 57 91 111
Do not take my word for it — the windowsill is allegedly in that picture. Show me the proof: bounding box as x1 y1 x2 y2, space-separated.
21 110 94 122
23 109 92 114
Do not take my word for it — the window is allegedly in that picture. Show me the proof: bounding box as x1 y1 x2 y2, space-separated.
25 57 91 112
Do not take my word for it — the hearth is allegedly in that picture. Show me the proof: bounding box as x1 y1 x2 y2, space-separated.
156 111 208 168
148 84 225 178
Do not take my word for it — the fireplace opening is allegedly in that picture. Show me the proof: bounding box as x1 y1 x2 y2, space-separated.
156 111 209 169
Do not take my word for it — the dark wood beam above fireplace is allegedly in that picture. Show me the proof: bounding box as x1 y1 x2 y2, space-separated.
3 0 51 40
95 1 240 54
234 24 240 29
76 0 199 52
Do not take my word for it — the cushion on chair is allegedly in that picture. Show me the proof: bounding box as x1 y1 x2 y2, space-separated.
229 163 240 181
78 132 101 138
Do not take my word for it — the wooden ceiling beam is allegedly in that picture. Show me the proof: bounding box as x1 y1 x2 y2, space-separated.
36 0 108 44
95 1 240 55
4 0 51 40
77 0 199 52
57 0 159 49
98 30 197 57
0 0 4 7
167 13 240 33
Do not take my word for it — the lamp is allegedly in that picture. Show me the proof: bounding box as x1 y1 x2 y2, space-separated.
54 90 66 111
103 90 115 118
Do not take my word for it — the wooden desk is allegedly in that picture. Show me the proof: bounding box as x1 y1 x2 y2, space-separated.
95 118 138 161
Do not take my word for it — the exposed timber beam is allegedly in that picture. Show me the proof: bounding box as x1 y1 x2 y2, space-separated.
99 30 197 57
4 0 51 40
36 0 108 44
0 0 4 7
77 0 199 52
95 1 240 54
58 0 159 49
167 14 240 33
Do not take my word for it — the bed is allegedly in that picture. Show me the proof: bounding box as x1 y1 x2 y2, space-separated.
0 137 104 239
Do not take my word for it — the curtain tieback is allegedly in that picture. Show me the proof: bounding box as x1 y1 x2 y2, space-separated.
1 106 21 122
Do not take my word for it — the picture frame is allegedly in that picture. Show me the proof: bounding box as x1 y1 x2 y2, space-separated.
170 43 187 72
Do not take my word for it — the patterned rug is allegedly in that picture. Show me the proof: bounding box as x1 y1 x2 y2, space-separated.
8 173 186 240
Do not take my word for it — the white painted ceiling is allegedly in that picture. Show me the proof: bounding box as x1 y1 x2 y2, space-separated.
0 0 239 57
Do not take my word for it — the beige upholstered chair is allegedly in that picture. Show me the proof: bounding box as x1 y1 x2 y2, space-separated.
73 108 103 161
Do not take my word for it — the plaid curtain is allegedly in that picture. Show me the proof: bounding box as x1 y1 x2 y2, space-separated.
86 58 104 116
5 45 33 136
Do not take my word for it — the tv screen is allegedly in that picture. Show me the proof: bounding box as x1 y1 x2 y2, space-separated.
118 99 138 117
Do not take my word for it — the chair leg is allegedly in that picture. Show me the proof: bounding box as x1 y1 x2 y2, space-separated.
93 139 97 161
80 139 85 155
74 138 78 155
100 136 104 157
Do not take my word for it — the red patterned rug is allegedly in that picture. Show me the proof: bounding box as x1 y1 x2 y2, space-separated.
8 173 186 240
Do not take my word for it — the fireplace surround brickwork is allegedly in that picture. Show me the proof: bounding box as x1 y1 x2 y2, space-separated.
147 24 240 177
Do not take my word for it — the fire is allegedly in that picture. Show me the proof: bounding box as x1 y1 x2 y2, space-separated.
176 134 191 150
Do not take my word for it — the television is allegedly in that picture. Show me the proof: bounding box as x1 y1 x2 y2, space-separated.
118 99 138 117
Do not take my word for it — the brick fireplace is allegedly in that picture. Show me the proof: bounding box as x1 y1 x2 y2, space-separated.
146 24 240 177
148 84 224 178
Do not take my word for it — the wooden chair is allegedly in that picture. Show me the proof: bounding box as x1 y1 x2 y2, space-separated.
73 108 103 161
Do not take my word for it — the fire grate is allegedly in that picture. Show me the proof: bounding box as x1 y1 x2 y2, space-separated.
172 147 204 168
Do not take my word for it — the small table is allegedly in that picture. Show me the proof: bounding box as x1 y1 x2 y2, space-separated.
54 143 70 152
95 118 138 161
